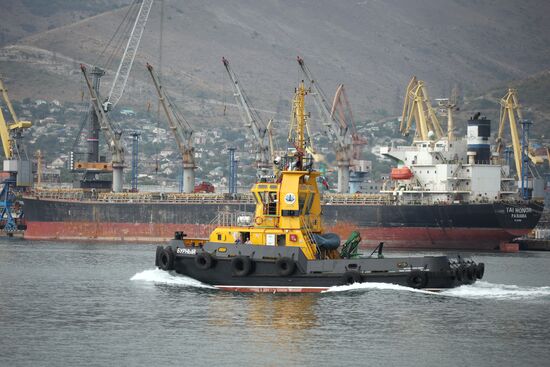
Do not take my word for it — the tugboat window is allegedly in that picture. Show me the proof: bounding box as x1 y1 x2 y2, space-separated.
260 191 278 215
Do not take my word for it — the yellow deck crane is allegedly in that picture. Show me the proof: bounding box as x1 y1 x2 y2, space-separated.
0 77 32 232
496 89 524 177
297 56 353 193
146 63 196 193
400 76 444 142
222 57 271 176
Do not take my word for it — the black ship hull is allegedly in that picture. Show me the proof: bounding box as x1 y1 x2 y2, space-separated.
22 195 543 250
155 243 483 293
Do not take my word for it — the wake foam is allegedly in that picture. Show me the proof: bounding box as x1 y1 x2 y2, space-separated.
130 268 215 289
324 280 550 301
323 282 434 294
441 281 550 300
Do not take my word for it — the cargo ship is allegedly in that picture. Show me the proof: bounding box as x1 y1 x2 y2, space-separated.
20 116 544 249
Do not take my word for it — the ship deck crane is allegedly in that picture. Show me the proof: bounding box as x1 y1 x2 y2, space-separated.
297 56 352 193
222 57 270 176
146 63 196 193
495 89 523 177
80 64 125 192
400 76 444 142
0 77 32 232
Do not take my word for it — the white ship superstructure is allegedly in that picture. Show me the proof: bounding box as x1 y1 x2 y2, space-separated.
380 117 518 205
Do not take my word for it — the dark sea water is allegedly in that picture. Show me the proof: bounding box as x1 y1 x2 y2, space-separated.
1 238 549 367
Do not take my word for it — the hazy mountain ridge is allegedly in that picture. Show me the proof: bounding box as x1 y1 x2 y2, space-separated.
1 0 549 127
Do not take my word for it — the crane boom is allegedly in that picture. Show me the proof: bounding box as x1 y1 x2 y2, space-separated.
146 63 196 193
81 64 125 192
297 56 351 193
496 89 523 178
330 84 366 161
104 0 154 111
221 57 270 174
400 76 444 141
0 78 32 160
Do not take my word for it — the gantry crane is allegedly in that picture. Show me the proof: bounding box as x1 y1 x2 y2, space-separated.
74 0 153 191
400 76 444 142
80 64 125 192
222 57 271 176
297 56 352 193
146 63 196 193
0 77 32 232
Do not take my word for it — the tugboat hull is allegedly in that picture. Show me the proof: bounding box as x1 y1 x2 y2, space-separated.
155 243 483 293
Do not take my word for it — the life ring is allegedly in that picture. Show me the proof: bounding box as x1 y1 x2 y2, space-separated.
342 270 362 285
407 270 428 289
475 263 485 279
155 245 163 267
231 256 253 276
275 257 296 276
195 252 214 270
159 247 175 271
255 217 263 225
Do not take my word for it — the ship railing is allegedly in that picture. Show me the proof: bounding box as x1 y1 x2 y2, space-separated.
322 193 395 205
299 216 319 253
28 188 86 200
28 189 257 204
95 192 257 204
209 210 255 229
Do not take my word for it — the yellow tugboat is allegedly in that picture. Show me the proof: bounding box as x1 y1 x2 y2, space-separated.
155 82 484 292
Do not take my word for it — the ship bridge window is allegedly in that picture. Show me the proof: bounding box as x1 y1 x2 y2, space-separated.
260 191 278 215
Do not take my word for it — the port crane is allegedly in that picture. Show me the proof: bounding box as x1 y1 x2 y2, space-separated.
330 84 367 162
221 57 271 176
75 0 153 192
80 64 126 192
146 63 196 193
0 77 32 232
296 56 352 193
400 76 444 142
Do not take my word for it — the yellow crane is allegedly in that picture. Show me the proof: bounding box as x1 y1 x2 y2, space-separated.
400 76 444 141
0 77 32 186
0 77 32 233
496 89 523 177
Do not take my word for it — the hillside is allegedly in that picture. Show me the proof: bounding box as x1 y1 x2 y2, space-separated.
1 0 549 126
460 69 550 139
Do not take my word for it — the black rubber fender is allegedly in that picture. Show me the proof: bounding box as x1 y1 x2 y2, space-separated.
155 246 163 267
407 270 428 289
466 265 476 281
158 247 175 271
231 256 253 276
275 257 296 276
475 263 485 279
454 266 463 282
194 252 214 270
342 270 362 285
